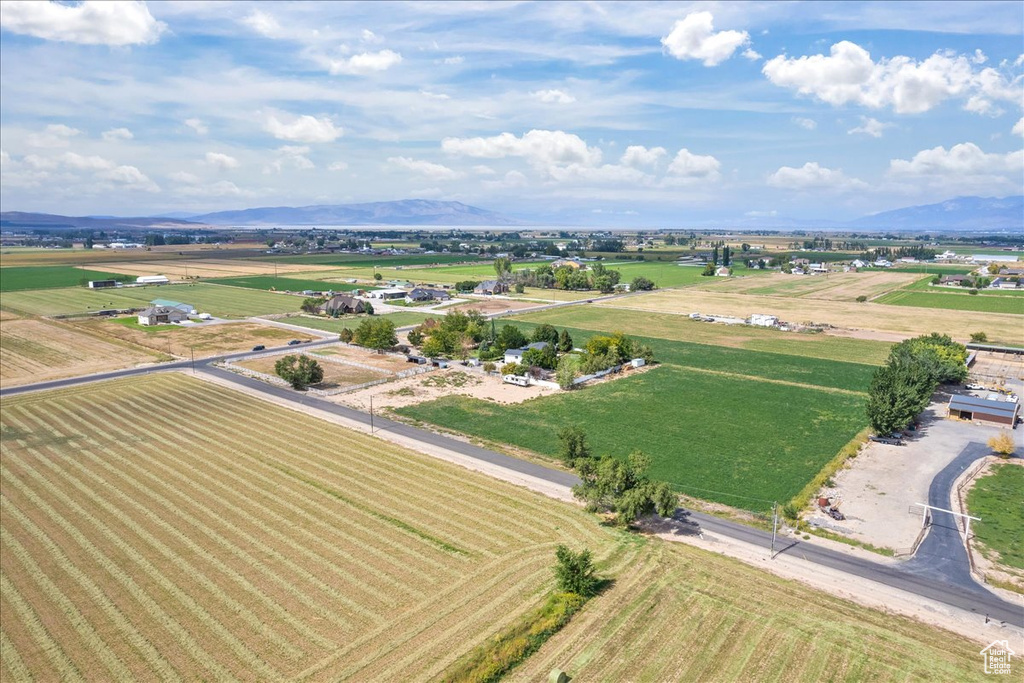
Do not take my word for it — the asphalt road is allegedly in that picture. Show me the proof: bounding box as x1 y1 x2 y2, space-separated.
3 344 1022 628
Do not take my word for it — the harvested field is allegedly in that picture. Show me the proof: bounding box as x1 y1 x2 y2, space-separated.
203 276 370 292
0 244 263 267
0 374 611 680
697 271 922 301
0 266 129 292
236 355 390 390
510 541 989 682
0 318 164 386
282 311 434 332
85 259 337 280
67 319 300 358
307 344 413 372
444 298 540 315
600 289 1024 344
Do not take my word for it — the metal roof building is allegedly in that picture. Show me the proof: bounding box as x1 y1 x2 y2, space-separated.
947 394 1019 427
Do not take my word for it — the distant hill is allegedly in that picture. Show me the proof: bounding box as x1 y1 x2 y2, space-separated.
0 212 199 230
192 200 523 226
851 196 1023 231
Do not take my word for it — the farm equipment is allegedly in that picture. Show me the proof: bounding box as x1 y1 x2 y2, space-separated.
817 494 846 521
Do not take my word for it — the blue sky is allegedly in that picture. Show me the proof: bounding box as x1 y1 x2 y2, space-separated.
1 0 1021 225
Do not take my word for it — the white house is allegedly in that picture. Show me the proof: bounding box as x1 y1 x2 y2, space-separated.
749 314 779 327
136 275 170 285
503 341 551 366
872 259 893 268
850 259 868 269
715 266 731 277
367 287 407 300
137 306 187 326
808 263 829 273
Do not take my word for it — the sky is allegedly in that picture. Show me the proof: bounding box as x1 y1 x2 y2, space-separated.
1 0 1022 226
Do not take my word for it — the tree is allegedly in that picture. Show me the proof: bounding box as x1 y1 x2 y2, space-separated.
631 276 655 291
970 331 988 343
571 448 676 526
493 257 512 279
494 324 528 353
363 301 374 315
274 355 324 390
373 272 383 281
353 318 397 353
407 328 424 346
514 282 525 294
300 296 326 314
554 546 599 597
722 245 731 266
712 246 719 265
501 361 526 375
558 425 591 465
531 324 560 347
701 263 716 277
455 280 481 292
556 355 578 389
558 329 573 353
988 431 1016 456
522 345 557 370
339 328 353 343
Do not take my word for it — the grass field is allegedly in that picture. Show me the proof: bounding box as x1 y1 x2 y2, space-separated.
510 540 989 682
0 283 303 318
237 355 391 390
0 316 165 386
85 259 338 280
696 271 922 301
0 266 128 292
510 306 894 365
203 276 372 292
69 319 302 358
874 289 1024 314
0 373 613 680
399 363 867 511
251 253 486 267
967 462 1024 571
282 311 435 333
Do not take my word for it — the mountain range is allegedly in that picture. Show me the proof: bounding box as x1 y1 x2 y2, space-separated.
1 196 1020 232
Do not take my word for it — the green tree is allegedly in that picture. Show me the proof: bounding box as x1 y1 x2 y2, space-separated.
556 355 579 389
522 345 557 370
558 425 591 465
558 329 573 353
494 257 512 278
970 331 988 343
701 263 716 276
630 276 655 291
300 296 327 314
571 449 676 526
531 324 560 346
554 546 599 597
407 328 424 346
494 324 528 353
373 272 383 281
514 282 525 294
353 318 397 353
339 328 354 343
274 355 324 390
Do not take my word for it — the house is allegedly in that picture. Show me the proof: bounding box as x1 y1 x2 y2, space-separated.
937 250 957 260
749 314 778 327
474 280 509 295
940 274 971 285
552 258 584 270
898 257 918 263
367 287 407 300
990 277 1020 290
150 299 195 314
999 267 1024 276
715 266 731 277
872 259 893 268
503 341 551 366
137 306 188 326
136 275 170 285
792 258 810 267
405 288 451 303
947 394 1019 427
808 263 829 273
387 280 414 289
613 283 631 292
318 294 366 316
850 259 868 269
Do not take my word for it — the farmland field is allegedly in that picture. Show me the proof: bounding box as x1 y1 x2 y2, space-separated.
511 540 989 682
873 289 1024 315
203 275 372 292
398 364 867 511
68 319 302 358
967 462 1024 571
236 355 391 390
0 266 129 292
282 310 434 332
601 288 1024 343
250 253 486 267
695 271 922 301
0 316 165 386
0 283 303 318
0 374 612 680
84 259 338 280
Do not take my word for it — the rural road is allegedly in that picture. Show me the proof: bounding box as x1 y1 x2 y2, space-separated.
3 348 1022 629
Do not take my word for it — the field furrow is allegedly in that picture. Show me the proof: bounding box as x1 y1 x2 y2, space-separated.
0 628 32 683
0 571 85 682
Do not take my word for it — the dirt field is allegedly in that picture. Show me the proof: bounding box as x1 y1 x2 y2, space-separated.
80 259 338 280
0 373 610 680
310 345 414 373
67 318 300 359
698 271 922 301
604 289 1024 343
0 243 261 267
443 297 543 315
237 354 391 390
0 318 164 386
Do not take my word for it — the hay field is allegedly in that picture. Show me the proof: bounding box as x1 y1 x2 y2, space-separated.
237 355 391 389
697 271 922 301
81 259 337 280
68 319 301 358
510 541 988 682
0 244 257 267
0 374 611 680
601 289 1023 343
0 317 164 386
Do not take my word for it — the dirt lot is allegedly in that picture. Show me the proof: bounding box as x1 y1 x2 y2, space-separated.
605 289 1023 343
236 354 390 390
68 318 300 358
80 259 337 280
334 367 556 412
309 344 413 372
0 317 163 386
443 297 543 315
970 351 1024 395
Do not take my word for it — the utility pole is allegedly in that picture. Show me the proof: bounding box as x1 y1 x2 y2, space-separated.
369 394 374 434
770 502 779 560
190 346 195 375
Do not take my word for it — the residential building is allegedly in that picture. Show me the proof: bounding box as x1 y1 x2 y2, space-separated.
318 294 367 316
405 288 451 303
474 280 508 295
137 306 188 326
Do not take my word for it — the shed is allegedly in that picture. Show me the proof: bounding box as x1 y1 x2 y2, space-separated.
947 394 1019 427
136 275 170 285
367 287 407 300
88 279 118 289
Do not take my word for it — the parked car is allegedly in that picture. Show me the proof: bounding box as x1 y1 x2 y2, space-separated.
869 435 904 446
966 383 985 390
288 339 302 345
251 345 265 351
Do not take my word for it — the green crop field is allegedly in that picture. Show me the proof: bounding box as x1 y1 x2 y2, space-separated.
0 374 612 680
890 264 977 275
967 463 1024 571
874 290 1024 315
203 275 371 292
0 284 303 318
250 253 484 267
0 266 128 292
399 364 866 511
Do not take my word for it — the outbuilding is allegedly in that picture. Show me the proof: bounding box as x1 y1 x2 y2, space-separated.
947 394 1019 427
136 275 170 285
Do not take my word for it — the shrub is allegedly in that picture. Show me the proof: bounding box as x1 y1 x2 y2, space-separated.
856 295 867 302
339 328 353 343
988 431 1016 457
970 331 988 343
554 545 598 597
274 355 324 390
482 362 496 372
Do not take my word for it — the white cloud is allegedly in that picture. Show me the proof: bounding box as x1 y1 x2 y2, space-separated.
742 48 762 61
184 118 209 135
101 127 133 142
241 9 280 37
419 90 451 100
531 89 576 104
666 148 721 179
388 156 464 180
620 145 667 168
61 152 114 171
361 29 382 44
763 41 1023 115
792 117 817 130
472 165 496 175
327 49 402 76
442 56 464 65
101 164 159 192
0 0 165 46
661 12 750 67
327 161 349 171
265 146 315 174
888 142 1023 177
1013 118 1024 136
442 129 602 167
26 124 80 148
483 169 529 189
848 116 892 138
546 163 652 185
972 49 987 65
177 180 249 198
264 114 342 143
204 152 239 171
768 162 865 190
169 171 200 184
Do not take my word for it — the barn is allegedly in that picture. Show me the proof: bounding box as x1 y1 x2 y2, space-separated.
947 394 1019 427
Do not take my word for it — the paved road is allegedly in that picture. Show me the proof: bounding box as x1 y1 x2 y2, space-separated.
3 347 1022 628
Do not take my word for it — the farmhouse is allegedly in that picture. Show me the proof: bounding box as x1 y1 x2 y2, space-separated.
367 287 407 300
946 394 1019 427
749 314 779 327
136 275 170 285
715 266 731 277
504 341 551 365
872 259 893 268
137 306 188 326
552 258 584 270
405 288 451 303
150 299 195 314
939 274 971 285
88 279 118 289
318 294 366 316
990 277 1020 290
850 259 868 269
475 280 509 295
